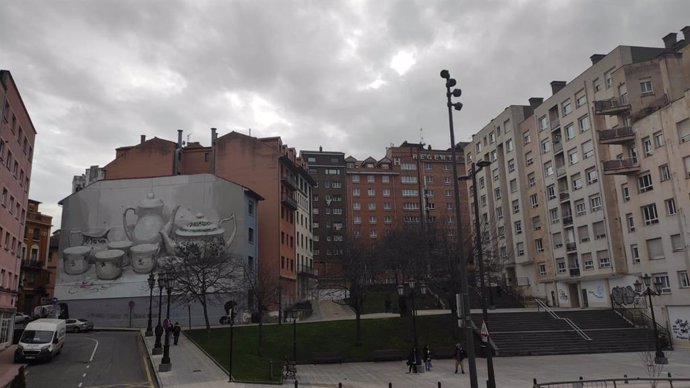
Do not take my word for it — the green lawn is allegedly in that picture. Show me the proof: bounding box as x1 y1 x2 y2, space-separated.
187 314 464 383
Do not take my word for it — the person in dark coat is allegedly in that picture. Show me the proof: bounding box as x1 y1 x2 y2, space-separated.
406 347 418 373
173 322 182 345
454 343 467 374
423 345 432 371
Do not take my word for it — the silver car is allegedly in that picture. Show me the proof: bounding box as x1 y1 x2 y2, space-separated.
65 318 94 333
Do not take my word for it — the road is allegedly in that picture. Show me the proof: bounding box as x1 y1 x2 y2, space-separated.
25 331 152 388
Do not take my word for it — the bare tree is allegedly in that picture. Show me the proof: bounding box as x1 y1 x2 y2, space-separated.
242 262 280 356
639 350 665 388
160 241 244 330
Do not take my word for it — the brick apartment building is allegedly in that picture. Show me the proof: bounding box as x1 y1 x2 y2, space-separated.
18 199 53 314
0 70 37 347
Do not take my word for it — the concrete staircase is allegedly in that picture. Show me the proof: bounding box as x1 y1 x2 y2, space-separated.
472 309 656 356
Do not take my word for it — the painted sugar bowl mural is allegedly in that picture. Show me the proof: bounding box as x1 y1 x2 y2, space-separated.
160 211 237 258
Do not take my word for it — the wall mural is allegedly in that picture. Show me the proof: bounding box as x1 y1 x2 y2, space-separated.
588 285 605 300
56 175 245 301
611 285 642 306
672 319 689 341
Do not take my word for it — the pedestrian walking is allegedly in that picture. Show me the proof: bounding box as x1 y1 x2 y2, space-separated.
406 347 418 374
454 343 467 374
173 322 181 345
423 345 432 371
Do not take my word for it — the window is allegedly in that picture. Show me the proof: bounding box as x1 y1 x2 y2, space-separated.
646 237 664 260
523 131 531 144
402 189 418 197
652 273 671 294
538 115 548 131
539 263 547 275
536 239 544 252
368 202 376 210
510 179 518 193
383 202 392 210
352 188 360 197
564 124 575 140
401 163 416 170
512 199 520 214
492 168 499 181
583 253 594 270
424 176 433 184
593 78 601 92
585 167 598 184
494 188 501 200
550 207 560 224
581 139 593 158
576 92 587 108
425 163 432 171
526 151 533 166
553 232 563 249
507 159 515 173
640 78 653 94
481 195 487 207
621 184 630 202
641 203 659 225
654 131 665 148
557 258 566 273
514 221 522 234
516 242 525 256
568 148 579 165
248 228 255 244
544 161 553 176
528 173 536 187
642 137 653 156
325 169 340 175
381 175 390 183
604 70 613 89
631 244 640 263
530 194 538 208
532 216 541 230
367 188 375 196
479 177 485 189
401 176 418 184
351 175 360 183
490 150 497 162
368 216 377 224
403 202 419 210
562 99 572 116
638 174 653 193
665 198 677 215
367 175 375 183
547 185 556 200
597 250 611 268
679 271 689 288
671 234 684 252
541 139 551 154
506 139 514 152
384 216 393 224
383 189 391 197
497 226 505 239
571 173 583 190
496 207 503 220
575 200 586 216
626 213 635 232
593 221 606 239
578 225 589 242
353 216 362 224
659 164 670 182
589 195 602 212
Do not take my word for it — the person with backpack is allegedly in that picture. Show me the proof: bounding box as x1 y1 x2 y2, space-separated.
454 343 467 374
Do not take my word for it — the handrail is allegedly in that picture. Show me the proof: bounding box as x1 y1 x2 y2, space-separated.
611 299 673 350
534 298 592 341
534 375 690 388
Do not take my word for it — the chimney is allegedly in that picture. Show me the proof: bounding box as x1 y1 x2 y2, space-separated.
319 146 323 152
528 97 543 109
663 32 677 49
174 129 183 175
682 26 690 43
211 128 217 175
590 54 605 65
550 81 567 95
140 135 146 144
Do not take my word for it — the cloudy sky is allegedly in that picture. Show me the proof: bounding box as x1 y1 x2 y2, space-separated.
2 0 689 228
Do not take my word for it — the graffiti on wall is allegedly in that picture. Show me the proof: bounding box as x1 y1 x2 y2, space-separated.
588 285 605 300
611 285 642 306
672 319 689 341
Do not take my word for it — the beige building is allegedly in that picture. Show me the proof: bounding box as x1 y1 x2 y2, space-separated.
464 28 690 346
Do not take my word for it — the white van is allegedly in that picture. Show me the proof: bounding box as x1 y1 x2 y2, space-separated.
15 319 66 362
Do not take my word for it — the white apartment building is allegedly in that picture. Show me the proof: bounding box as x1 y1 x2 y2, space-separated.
294 168 316 301
464 28 690 346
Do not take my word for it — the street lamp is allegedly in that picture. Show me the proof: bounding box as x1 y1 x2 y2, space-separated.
441 69 478 388
397 278 427 371
152 273 165 355
160 273 173 372
227 301 236 382
145 273 155 337
634 274 668 365
459 160 496 388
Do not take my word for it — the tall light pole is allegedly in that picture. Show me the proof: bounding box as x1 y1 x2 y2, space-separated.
634 274 668 364
398 279 426 372
145 273 155 336
228 301 236 382
441 69 478 388
460 160 496 388
153 273 164 355
289 309 297 362
160 273 173 372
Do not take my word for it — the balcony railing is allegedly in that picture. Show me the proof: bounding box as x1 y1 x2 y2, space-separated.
594 96 630 115
550 118 560 130
556 167 566 178
602 159 640 175
597 127 635 144
569 268 581 277
565 242 577 252
297 264 317 277
553 142 563 153
281 175 298 190
281 194 298 210
562 216 573 226
559 191 570 202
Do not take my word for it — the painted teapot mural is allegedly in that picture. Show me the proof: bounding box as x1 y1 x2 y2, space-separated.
123 193 168 245
160 211 237 258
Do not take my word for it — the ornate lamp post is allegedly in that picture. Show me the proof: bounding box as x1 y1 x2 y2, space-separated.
152 273 165 355
160 273 173 372
634 274 668 364
145 273 155 337
227 301 236 382
459 160 496 388
440 69 478 388
397 278 427 371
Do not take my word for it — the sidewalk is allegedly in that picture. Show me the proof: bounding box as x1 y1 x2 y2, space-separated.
0 345 23 387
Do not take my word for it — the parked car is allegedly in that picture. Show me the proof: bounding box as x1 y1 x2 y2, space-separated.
14 313 31 325
65 319 93 333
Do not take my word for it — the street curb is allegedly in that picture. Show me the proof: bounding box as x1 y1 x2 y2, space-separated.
137 331 160 388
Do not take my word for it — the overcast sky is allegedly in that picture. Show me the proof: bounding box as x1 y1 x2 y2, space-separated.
2 0 689 229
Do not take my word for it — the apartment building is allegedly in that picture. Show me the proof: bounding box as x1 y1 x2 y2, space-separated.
463 28 690 346
0 70 36 347
18 200 53 314
300 150 346 288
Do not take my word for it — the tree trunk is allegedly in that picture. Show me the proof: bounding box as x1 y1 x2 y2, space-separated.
202 292 210 329
257 315 263 356
355 310 362 346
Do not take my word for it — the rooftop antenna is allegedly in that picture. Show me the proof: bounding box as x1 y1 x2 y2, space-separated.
186 133 192 144
249 128 252 137
419 128 425 146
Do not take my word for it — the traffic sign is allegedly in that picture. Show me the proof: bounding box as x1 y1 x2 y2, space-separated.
480 320 489 342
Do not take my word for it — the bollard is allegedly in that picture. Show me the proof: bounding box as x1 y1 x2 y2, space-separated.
623 374 628 384
669 371 674 388
294 380 298 388
338 384 342 388
533 378 538 388
438 382 442 388
389 383 392 388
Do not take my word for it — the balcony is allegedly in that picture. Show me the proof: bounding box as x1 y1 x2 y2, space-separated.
602 159 640 175
281 175 298 191
562 216 573 226
565 242 577 252
22 260 43 269
559 191 570 202
597 127 635 144
281 194 298 210
594 96 630 115
569 268 581 277
553 142 563 154
298 264 317 277
550 118 560 130
556 167 566 178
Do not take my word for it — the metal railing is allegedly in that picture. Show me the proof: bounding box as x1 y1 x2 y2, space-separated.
535 298 591 340
611 299 672 350
534 373 690 388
